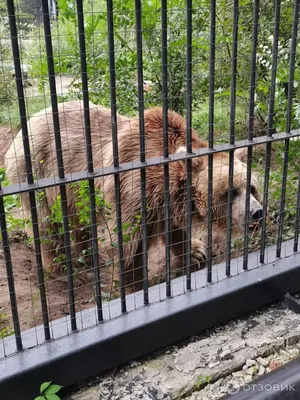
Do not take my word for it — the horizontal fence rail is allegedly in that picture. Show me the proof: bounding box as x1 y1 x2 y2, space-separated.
1 131 300 197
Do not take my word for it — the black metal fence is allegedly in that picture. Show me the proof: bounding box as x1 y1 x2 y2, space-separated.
0 0 300 398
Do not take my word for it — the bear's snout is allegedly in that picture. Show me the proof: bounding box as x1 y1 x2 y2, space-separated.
249 195 263 225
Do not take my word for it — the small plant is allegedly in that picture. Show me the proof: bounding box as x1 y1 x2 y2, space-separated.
35 381 62 400
0 168 30 239
195 374 212 390
0 307 14 339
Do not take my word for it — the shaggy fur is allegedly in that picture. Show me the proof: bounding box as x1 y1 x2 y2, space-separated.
5 101 262 292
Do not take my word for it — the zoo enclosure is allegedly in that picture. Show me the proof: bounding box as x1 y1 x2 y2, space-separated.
1 0 300 398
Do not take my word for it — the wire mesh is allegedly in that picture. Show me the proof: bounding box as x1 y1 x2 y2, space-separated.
0 0 299 360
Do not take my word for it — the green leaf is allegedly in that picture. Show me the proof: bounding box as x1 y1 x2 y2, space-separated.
34 396 45 400
45 395 61 400
44 384 63 395
40 382 52 394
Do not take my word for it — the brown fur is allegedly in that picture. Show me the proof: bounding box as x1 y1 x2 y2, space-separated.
5 101 261 292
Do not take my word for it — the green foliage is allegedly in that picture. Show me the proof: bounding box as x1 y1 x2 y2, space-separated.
0 308 14 339
21 0 300 136
268 140 300 238
195 374 212 390
0 168 28 237
34 381 63 400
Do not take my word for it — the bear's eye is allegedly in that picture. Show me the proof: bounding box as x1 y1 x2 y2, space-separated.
222 187 240 199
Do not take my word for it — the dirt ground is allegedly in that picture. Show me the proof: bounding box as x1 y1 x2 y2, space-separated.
0 126 96 331
0 241 97 331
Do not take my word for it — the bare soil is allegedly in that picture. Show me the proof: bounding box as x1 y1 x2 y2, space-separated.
0 126 95 331
0 240 96 331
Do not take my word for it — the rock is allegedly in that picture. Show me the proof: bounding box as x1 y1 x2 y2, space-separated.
257 357 269 367
215 335 231 345
246 359 256 367
246 366 257 376
220 349 233 361
246 338 268 348
222 344 230 351
285 331 300 345
269 360 282 371
230 340 246 353
197 338 210 347
288 348 300 357
143 366 160 378
274 326 289 336
182 358 205 373
232 370 245 378
258 365 265 376
208 360 221 369
244 375 253 384
279 349 289 357
130 361 140 368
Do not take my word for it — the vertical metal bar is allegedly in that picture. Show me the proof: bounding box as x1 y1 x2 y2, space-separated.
260 0 281 264
0 185 22 350
135 0 149 305
243 0 259 270
76 0 103 321
207 0 216 283
185 0 192 289
6 0 50 340
277 0 299 258
41 0 77 330
106 0 127 313
294 178 300 252
161 0 171 297
225 0 239 276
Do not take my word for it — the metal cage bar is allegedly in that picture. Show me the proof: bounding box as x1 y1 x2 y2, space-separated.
161 0 172 297
41 0 77 331
185 0 193 289
106 0 127 313
75 0 103 321
135 0 149 305
207 0 216 283
260 0 281 264
243 0 259 271
0 182 22 350
6 0 50 341
276 0 300 258
225 0 239 276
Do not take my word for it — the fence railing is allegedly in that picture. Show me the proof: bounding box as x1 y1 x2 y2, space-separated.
0 0 300 398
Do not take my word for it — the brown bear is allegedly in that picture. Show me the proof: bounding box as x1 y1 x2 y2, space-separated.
4 101 262 292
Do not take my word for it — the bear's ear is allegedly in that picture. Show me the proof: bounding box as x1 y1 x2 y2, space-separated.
234 147 247 163
234 144 267 163
173 146 205 180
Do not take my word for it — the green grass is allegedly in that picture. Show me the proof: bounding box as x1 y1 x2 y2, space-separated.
0 95 51 129
193 97 249 142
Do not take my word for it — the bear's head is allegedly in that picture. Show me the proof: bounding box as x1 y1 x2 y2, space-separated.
174 145 263 238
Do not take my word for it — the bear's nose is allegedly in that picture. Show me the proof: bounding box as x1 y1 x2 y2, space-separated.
251 209 263 222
